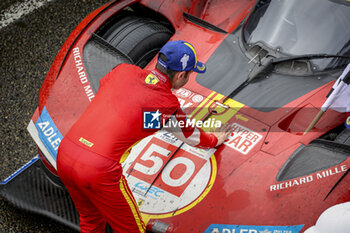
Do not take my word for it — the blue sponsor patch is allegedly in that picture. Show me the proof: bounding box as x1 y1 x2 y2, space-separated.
1 156 39 184
204 224 304 233
35 107 63 161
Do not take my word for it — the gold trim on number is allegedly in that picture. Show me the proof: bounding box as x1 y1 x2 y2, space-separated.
140 155 218 224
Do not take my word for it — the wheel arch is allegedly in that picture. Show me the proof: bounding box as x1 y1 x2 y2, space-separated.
83 3 175 92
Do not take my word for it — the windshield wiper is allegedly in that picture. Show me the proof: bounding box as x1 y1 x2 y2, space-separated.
226 54 350 100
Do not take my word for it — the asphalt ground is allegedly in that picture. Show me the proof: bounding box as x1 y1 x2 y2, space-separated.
0 0 110 232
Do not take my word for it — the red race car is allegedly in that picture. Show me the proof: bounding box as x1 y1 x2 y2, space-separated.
2 0 350 232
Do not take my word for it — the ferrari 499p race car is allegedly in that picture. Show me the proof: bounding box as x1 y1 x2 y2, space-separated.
1 0 350 232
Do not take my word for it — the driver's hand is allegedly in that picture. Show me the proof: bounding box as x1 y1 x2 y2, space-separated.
211 123 232 147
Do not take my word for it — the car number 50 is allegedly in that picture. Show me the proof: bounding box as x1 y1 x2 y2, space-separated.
133 144 196 187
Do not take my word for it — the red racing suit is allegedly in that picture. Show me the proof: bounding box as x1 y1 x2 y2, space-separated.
57 63 218 233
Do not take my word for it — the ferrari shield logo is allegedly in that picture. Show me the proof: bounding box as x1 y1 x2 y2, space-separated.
145 74 159 85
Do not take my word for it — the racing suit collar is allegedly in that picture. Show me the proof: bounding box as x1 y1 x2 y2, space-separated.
151 69 172 89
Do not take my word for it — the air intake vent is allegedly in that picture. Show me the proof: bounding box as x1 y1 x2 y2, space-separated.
274 60 309 75
276 139 350 181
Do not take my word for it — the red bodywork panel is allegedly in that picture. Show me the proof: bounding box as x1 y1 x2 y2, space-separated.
30 1 350 232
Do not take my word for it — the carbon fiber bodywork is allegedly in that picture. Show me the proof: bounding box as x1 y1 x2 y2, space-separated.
0 157 156 233
0 157 80 231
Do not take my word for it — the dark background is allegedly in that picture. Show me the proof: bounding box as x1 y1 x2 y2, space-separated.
0 0 110 232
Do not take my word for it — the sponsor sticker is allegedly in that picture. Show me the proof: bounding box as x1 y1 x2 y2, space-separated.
204 224 304 233
176 89 192 98
178 97 193 109
270 164 348 191
224 123 262 155
133 181 165 200
72 47 95 101
175 88 204 109
159 131 179 144
35 107 63 160
192 94 204 103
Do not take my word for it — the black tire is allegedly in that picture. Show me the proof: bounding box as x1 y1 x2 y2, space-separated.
99 15 173 67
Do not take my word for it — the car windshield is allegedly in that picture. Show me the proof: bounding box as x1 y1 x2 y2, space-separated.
243 0 350 70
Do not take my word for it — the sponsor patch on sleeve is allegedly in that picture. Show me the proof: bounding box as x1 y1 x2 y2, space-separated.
79 137 94 147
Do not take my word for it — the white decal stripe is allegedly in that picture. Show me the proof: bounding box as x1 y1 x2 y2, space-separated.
0 0 55 30
27 120 57 169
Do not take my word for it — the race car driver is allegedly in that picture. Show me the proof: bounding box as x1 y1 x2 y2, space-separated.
57 40 232 233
